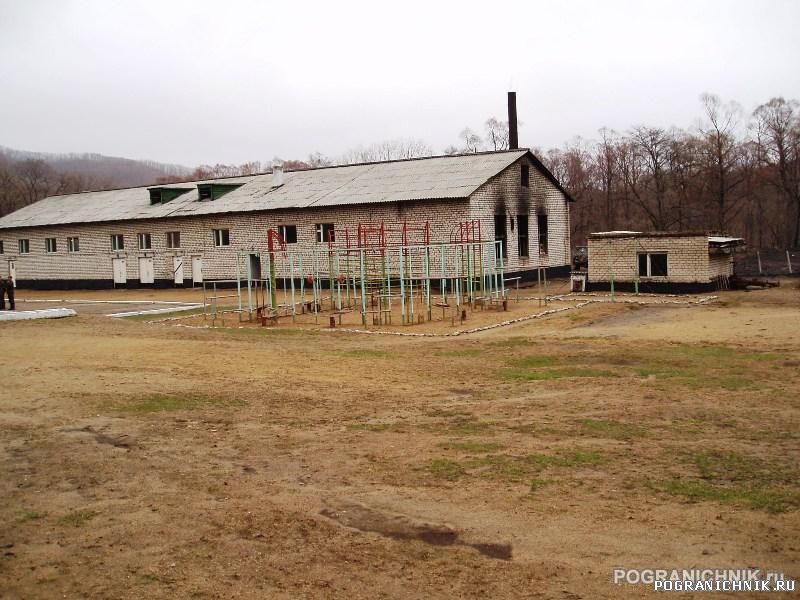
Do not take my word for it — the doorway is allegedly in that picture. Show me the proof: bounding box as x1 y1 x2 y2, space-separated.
173 256 184 286
112 258 127 286
138 257 154 285
192 256 203 285
248 254 262 280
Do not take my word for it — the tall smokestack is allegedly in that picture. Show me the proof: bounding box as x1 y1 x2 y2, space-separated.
507 91 518 150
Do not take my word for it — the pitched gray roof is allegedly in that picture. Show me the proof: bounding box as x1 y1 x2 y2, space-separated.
0 150 531 229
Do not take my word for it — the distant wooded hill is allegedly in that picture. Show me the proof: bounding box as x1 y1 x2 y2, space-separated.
0 146 192 217
0 146 191 188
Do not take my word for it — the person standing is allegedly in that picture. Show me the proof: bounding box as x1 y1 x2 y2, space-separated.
1 275 14 310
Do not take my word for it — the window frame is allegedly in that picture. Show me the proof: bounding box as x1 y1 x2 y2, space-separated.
45 238 57 253
110 234 125 251
166 231 181 249
637 252 669 278
67 237 80 253
137 232 152 250
315 223 335 244
18 239 30 254
494 214 508 259
517 214 529 257
0 241 4 254
213 228 231 247
537 213 548 255
278 224 298 244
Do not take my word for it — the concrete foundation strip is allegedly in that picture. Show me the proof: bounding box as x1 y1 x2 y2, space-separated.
19 299 195 305
106 304 204 318
0 308 77 321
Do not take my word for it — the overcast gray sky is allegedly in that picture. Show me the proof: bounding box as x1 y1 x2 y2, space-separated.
1 0 798 166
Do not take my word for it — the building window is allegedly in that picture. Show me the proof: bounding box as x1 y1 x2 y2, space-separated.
45 238 57 253
213 229 230 247
138 233 152 250
198 185 212 201
521 164 530 187
0 241 4 254
279 225 298 244
638 252 668 277
18 240 29 254
166 231 181 249
537 214 548 255
494 214 507 259
68 237 80 252
315 223 335 243
111 234 124 251
517 214 529 257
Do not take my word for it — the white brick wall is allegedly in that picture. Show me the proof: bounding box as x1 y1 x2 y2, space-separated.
587 235 722 283
469 156 571 270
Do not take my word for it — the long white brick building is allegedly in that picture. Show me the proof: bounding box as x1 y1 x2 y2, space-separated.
0 149 573 289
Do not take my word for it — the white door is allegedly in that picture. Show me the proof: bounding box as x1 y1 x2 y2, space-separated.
138 257 154 284
112 258 127 285
173 256 184 285
191 256 203 284
8 260 16 287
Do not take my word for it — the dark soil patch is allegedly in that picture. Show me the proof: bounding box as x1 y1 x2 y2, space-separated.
320 501 512 560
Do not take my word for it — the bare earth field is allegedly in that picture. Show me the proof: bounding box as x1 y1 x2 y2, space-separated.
1 282 799 598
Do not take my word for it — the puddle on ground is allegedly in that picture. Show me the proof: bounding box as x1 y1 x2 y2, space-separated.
320 500 512 560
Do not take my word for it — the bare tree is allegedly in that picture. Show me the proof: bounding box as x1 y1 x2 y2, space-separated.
484 118 510 151
698 93 746 232
753 97 800 246
13 159 55 205
459 128 483 153
591 128 619 230
625 126 676 230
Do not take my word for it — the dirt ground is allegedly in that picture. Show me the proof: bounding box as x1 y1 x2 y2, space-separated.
1 281 799 598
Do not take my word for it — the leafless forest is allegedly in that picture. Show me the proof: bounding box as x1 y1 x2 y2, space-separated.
2 94 798 249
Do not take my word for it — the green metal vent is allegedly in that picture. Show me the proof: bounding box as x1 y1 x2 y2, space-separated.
148 187 192 205
196 183 243 201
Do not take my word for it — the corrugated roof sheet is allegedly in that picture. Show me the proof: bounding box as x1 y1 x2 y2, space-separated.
708 236 745 245
0 150 531 229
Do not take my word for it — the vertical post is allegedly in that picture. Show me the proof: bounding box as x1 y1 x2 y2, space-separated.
757 251 762 275
399 246 406 324
246 255 253 320
288 252 297 323
787 250 793 274
334 251 341 311
409 253 415 323
298 253 305 312
498 242 505 299
424 245 432 321
537 264 542 308
236 254 242 318
608 242 615 302
440 243 447 305
359 248 367 326
212 281 217 323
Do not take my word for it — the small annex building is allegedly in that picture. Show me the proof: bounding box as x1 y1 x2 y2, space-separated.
587 231 745 293
0 149 573 289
